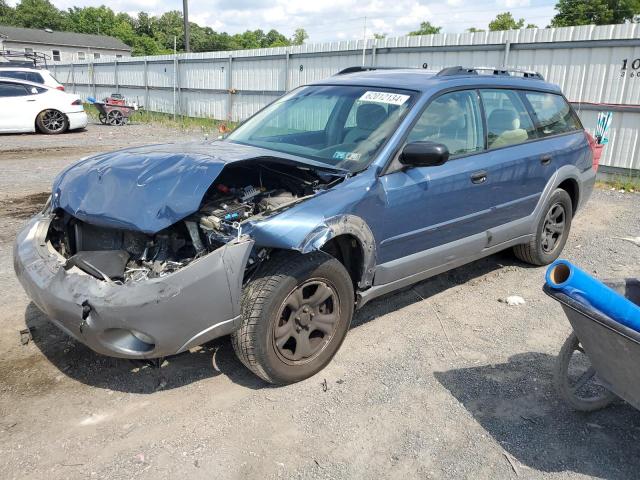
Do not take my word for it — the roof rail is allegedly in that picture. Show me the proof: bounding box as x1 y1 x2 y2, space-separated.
436 66 544 80
335 66 422 75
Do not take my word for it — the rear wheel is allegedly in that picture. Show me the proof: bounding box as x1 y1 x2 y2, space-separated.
513 188 573 265
231 251 354 385
36 109 68 134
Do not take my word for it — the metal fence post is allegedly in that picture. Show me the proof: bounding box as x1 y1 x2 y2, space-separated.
227 54 233 121
371 44 377 67
503 40 511 67
71 63 76 93
143 59 149 110
114 59 119 93
176 58 183 116
91 60 96 99
284 49 290 92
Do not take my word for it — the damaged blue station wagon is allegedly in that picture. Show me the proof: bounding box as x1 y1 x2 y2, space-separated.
14 66 598 384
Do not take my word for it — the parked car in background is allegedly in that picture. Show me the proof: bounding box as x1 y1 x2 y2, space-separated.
0 78 87 134
0 66 64 90
14 66 597 384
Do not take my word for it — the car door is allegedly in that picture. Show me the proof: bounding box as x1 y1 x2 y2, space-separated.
0 81 40 132
370 89 498 284
477 88 546 226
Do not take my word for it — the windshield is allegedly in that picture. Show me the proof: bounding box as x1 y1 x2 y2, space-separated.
227 85 416 172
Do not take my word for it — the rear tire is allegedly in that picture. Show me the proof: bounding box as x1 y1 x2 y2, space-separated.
231 251 354 385
36 109 68 134
513 188 573 265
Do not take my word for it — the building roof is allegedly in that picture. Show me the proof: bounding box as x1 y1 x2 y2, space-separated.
0 25 131 51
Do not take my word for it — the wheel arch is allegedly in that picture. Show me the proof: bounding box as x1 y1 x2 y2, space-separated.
557 177 579 214
297 214 376 290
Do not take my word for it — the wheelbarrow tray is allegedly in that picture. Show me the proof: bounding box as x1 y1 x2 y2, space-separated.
544 279 640 410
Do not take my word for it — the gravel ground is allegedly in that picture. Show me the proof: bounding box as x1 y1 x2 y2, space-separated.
1 124 639 479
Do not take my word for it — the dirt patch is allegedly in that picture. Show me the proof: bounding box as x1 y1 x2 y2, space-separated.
0 192 50 219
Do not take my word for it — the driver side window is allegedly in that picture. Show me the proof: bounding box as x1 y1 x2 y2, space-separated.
406 90 484 157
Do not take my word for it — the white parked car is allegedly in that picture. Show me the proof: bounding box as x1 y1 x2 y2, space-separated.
0 78 87 134
0 67 65 90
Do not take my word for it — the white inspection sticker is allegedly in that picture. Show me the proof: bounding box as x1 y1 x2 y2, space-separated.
359 91 410 106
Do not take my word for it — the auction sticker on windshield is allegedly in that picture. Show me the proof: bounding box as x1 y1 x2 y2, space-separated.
360 91 410 105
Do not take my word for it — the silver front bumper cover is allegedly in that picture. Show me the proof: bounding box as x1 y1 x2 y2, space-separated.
13 215 254 359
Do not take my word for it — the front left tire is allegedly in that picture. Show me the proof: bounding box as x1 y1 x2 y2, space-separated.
231 251 354 385
36 109 69 135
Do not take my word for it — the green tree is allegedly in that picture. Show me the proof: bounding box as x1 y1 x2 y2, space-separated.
408 21 442 35
488 12 526 31
13 0 68 30
0 0 16 25
551 0 640 26
373 32 387 39
466 27 485 32
291 28 308 45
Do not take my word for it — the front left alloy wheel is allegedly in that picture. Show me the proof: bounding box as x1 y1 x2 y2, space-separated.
232 251 354 385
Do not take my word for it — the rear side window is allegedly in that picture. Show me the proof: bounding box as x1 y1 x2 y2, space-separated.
0 82 29 97
480 89 537 149
1 71 44 83
524 92 581 137
407 90 484 157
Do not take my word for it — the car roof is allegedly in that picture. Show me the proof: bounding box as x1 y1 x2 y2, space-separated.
0 66 50 73
310 68 562 95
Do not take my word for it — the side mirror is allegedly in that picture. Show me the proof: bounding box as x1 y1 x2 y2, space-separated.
399 141 449 168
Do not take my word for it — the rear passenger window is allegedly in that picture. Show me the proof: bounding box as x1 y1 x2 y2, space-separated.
0 82 28 97
480 89 536 149
406 90 484 157
525 92 581 137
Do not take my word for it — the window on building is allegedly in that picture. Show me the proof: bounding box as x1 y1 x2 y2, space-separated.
77 51 85 61
480 89 537 149
52 50 61 61
406 90 484 157
24 47 33 54
116 54 123 59
93 52 101 59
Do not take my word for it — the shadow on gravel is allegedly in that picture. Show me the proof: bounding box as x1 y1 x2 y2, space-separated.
22 251 527 393
435 352 640 479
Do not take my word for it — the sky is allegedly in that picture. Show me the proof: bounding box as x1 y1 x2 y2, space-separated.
9 0 559 41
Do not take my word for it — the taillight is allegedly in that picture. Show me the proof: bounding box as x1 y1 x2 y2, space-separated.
71 99 82 106
56 85 65 91
585 131 603 172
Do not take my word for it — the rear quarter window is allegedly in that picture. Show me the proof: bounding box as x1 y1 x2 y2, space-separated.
0 71 44 83
524 92 581 137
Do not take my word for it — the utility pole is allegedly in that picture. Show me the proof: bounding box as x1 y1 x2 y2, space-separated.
183 0 190 52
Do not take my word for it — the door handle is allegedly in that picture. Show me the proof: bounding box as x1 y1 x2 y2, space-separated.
26 99 36 102
540 155 552 165
471 170 487 184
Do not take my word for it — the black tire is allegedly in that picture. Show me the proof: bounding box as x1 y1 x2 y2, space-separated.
98 113 107 124
231 251 354 385
513 188 573 265
36 109 69 134
554 333 617 412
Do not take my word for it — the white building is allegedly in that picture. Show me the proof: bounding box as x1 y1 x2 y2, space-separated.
0 25 131 64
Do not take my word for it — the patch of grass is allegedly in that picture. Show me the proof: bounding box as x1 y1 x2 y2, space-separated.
596 174 640 192
83 103 237 133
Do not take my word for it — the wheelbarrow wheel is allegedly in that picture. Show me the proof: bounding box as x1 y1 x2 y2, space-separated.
98 113 107 124
107 110 125 126
554 332 617 411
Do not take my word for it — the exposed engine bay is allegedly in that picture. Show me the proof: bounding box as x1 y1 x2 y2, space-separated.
46 162 342 283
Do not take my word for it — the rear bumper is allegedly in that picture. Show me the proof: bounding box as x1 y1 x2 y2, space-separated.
14 215 254 359
67 111 88 130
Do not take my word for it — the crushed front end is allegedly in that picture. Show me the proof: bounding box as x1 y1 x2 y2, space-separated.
13 153 339 359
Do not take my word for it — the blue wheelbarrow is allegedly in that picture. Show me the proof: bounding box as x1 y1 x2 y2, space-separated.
544 277 640 412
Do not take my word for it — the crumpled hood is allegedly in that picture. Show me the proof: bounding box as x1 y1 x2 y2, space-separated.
51 141 320 234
